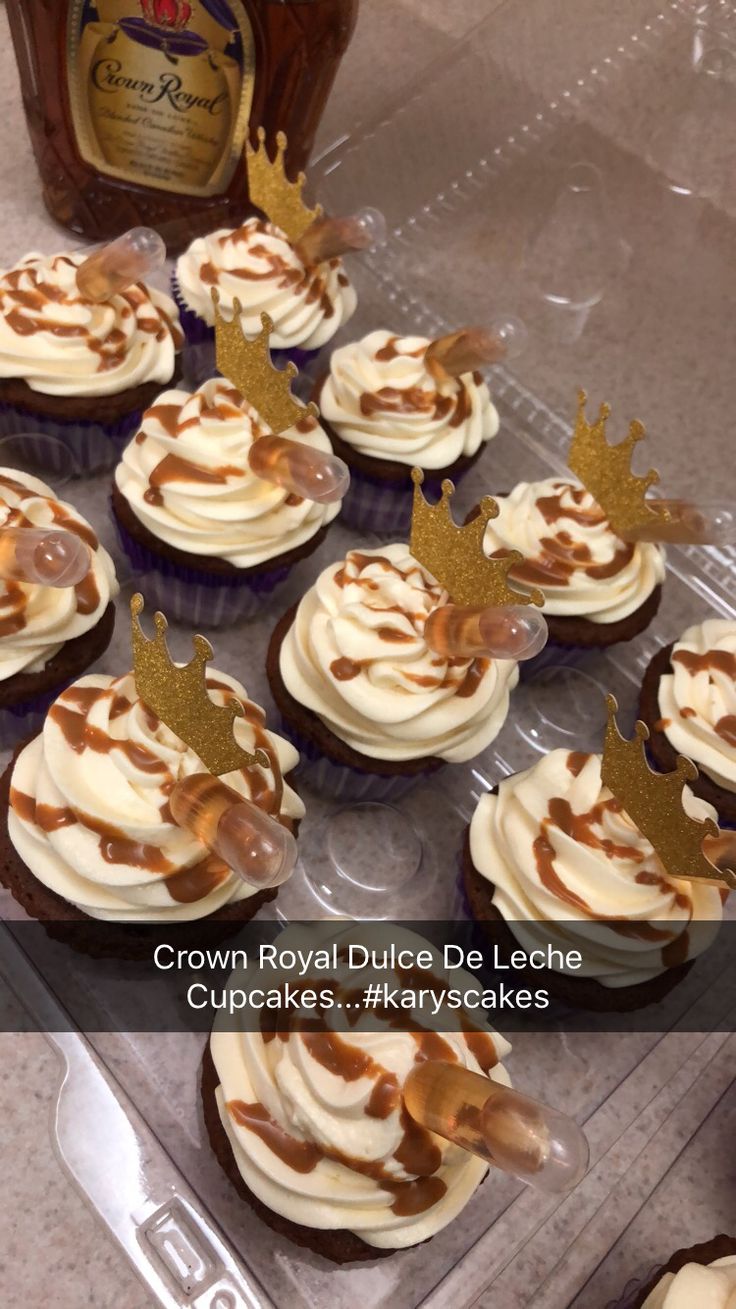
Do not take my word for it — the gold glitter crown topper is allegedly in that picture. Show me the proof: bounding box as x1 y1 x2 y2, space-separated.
246 127 322 243
409 468 545 609
130 594 268 775
568 390 671 537
601 694 735 889
212 292 318 434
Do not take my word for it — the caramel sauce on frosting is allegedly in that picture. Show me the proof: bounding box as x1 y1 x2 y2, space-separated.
0 471 115 662
8 667 303 920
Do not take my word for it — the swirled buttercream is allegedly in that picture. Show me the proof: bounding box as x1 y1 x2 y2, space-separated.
210 926 512 1248
481 479 665 623
319 330 499 468
657 618 736 793
175 218 356 350
469 749 723 986
0 251 182 396
278 544 519 762
0 468 118 681
8 669 304 921
115 377 340 567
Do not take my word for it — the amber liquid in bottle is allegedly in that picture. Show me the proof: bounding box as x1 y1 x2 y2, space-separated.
7 0 358 250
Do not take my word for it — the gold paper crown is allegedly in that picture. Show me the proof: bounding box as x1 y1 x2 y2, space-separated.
212 292 318 434
246 127 322 243
568 390 671 537
601 694 735 890
409 468 545 609
130 594 268 775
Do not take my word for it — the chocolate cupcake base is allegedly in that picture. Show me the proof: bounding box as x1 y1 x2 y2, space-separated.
112 483 330 628
461 826 694 1013
201 1043 394 1264
0 601 116 750
0 741 281 959
267 603 446 800
621 1234 736 1308
0 366 183 475
313 374 489 537
638 642 736 825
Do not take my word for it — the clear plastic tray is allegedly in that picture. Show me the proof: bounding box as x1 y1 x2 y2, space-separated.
1 1 735 1305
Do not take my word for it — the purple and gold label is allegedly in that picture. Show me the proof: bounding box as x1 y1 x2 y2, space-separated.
67 0 255 195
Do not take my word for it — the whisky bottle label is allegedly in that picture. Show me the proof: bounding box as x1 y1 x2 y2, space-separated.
66 1 255 196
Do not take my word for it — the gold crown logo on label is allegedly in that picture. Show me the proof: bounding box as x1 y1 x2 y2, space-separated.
130 593 268 775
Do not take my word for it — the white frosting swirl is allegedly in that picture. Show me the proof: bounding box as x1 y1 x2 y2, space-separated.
115 378 340 568
0 252 183 397
175 219 357 350
657 618 736 793
481 479 665 623
469 749 723 987
8 670 304 922
211 925 512 1249
641 1256 736 1308
0 469 118 682
319 330 499 468
279 544 519 762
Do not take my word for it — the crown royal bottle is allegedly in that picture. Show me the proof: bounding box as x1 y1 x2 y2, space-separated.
6 0 358 248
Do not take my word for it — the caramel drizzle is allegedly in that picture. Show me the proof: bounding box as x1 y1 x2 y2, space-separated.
329 551 489 696
671 646 736 743
143 453 243 508
246 978 500 1215
13 675 284 901
532 753 692 948
507 482 633 590
0 257 183 371
204 223 340 318
0 474 100 628
361 335 478 429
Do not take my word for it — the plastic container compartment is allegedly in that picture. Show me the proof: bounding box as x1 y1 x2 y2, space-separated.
1 1 735 1306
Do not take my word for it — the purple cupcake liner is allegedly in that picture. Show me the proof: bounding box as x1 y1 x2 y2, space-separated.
0 684 66 752
113 511 291 628
171 272 214 348
339 464 474 538
0 401 141 475
171 272 320 374
278 712 440 803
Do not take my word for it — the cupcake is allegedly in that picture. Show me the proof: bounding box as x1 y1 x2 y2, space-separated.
474 477 665 649
463 748 725 1010
639 618 736 825
112 375 342 627
615 1235 736 1308
1 664 303 933
173 217 357 369
267 543 520 802
0 250 183 473
0 467 118 750
203 929 513 1263
316 329 500 536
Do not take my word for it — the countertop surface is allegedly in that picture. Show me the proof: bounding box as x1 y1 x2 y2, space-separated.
0 1 734 1306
